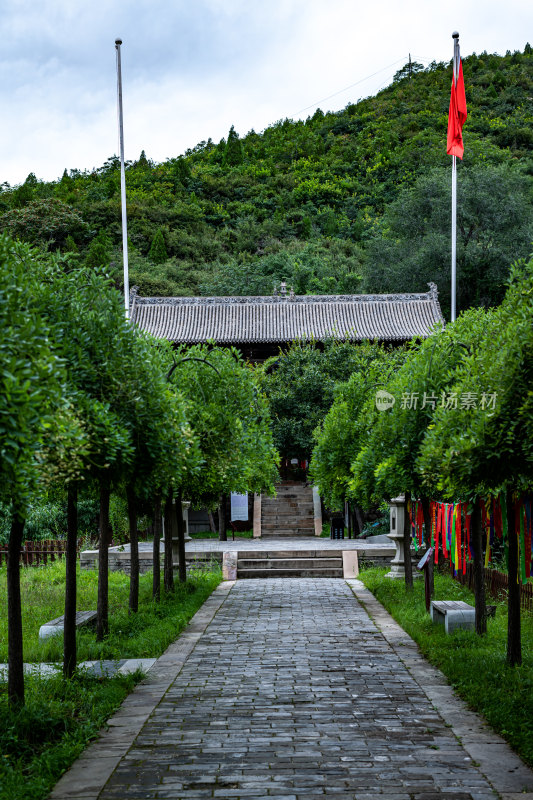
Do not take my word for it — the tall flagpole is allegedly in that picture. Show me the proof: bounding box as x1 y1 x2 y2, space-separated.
450 31 460 323
115 38 130 318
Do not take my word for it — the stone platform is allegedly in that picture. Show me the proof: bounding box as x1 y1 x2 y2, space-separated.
80 537 395 575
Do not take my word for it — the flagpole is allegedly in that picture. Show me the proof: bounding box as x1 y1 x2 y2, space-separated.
115 38 130 319
450 31 460 322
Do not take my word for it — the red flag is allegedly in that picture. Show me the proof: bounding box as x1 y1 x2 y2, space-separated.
447 60 467 159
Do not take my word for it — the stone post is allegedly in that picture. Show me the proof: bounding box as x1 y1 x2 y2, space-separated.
386 495 409 579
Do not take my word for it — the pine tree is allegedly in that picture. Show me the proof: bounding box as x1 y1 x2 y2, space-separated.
149 228 168 264
85 231 112 270
222 125 243 167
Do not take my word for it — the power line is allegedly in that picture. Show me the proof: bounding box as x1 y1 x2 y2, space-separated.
291 55 409 116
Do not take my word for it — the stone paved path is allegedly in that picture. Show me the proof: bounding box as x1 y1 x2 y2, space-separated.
94 579 501 800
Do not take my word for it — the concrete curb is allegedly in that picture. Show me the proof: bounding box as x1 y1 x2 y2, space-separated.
346 578 533 800
48 580 235 800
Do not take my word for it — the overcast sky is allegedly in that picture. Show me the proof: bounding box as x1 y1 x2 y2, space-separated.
1 0 531 187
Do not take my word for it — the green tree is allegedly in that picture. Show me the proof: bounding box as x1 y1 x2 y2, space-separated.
148 228 168 264
310 346 406 513
364 165 533 316
167 344 279 541
84 230 113 270
261 340 391 460
418 254 533 664
222 125 244 167
0 237 86 703
0 199 89 250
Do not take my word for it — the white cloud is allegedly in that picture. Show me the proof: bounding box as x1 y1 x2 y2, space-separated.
1 0 531 185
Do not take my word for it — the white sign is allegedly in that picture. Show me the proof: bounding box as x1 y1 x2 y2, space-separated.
230 492 248 522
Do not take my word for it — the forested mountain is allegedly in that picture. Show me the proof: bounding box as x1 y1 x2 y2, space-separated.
1 46 532 317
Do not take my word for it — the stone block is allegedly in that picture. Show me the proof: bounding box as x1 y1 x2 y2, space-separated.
222 551 238 580
430 600 476 634
343 550 359 579
39 610 97 640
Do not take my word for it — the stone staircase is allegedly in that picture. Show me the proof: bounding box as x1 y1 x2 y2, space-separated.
261 481 316 538
236 549 343 579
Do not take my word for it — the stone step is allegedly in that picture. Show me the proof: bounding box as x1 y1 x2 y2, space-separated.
261 530 315 537
261 517 315 528
239 558 342 570
261 509 314 516
237 550 341 559
261 513 313 523
237 567 343 579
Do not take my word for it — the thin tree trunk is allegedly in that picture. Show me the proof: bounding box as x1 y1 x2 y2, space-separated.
163 491 174 593
420 494 434 598
354 505 364 538
506 489 521 666
7 512 25 707
218 494 227 542
127 484 139 614
470 497 487 635
208 511 217 534
403 491 413 590
96 480 111 641
152 493 162 601
175 490 187 583
346 500 352 539
63 483 78 678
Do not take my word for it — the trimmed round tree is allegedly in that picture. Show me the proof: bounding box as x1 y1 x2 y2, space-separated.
419 255 533 663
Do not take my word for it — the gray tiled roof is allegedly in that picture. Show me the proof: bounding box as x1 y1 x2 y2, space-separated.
130 284 444 344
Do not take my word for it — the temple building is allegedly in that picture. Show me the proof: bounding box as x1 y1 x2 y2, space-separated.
129 282 445 361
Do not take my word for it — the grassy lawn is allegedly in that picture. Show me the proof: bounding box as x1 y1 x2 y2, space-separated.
0 669 139 800
359 567 533 768
0 561 222 662
0 562 223 800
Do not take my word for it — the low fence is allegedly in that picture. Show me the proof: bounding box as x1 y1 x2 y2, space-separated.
451 561 533 612
0 539 84 568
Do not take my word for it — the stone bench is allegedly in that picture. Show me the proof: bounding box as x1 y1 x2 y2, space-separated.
430 600 475 634
39 610 97 640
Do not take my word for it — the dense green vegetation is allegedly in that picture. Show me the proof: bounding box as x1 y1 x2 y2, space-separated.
0 235 278 704
0 669 140 800
1 49 531 315
359 568 533 768
261 339 407 460
0 561 221 663
311 253 533 663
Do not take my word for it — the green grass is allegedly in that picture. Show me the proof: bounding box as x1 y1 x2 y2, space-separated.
0 562 223 800
0 669 140 800
359 567 533 768
189 529 253 539
0 561 222 662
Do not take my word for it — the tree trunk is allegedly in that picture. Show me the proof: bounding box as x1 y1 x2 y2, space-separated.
354 505 364 538
152 493 162 601
470 497 487 636
175 490 187 583
218 494 227 542
127 484 139 614
163 491 174 593
506 489 522 666
420 494 434 598
403 491 413 590
7 512 25 707
346 500 352 539
96 480 111 641
63 483 78 678
208 511 217 534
